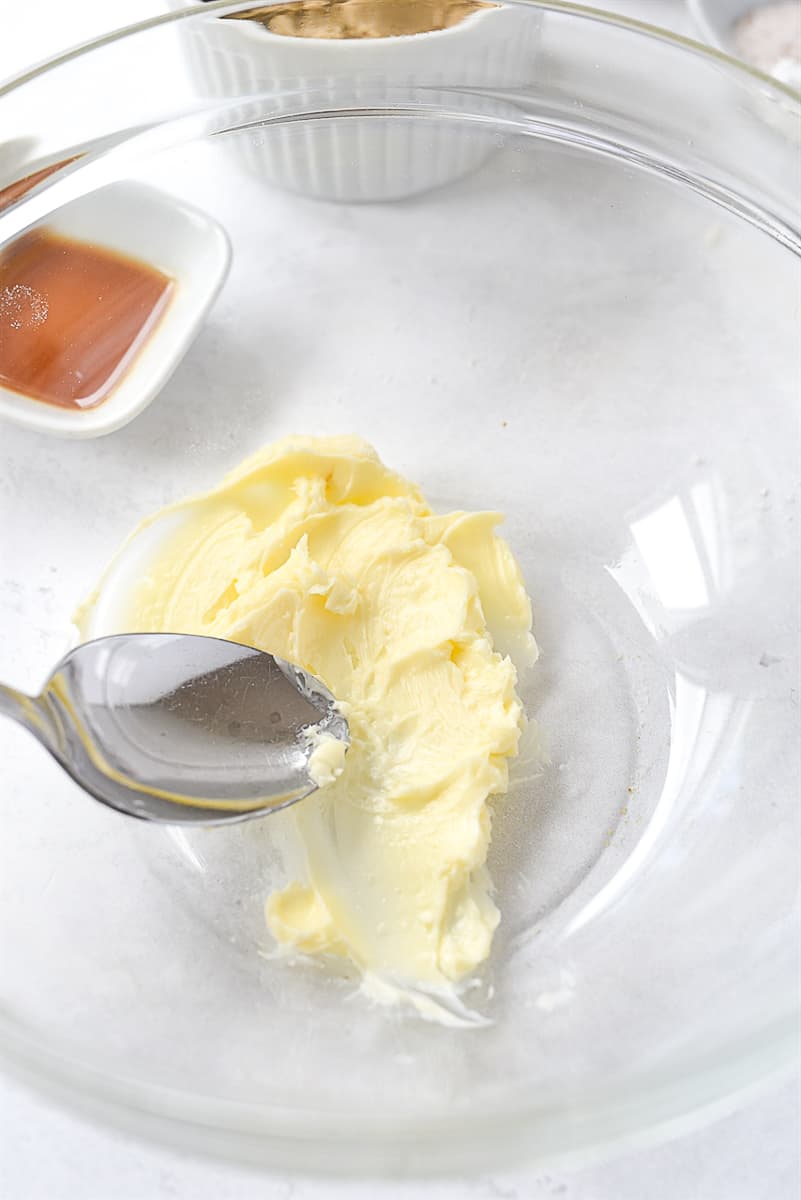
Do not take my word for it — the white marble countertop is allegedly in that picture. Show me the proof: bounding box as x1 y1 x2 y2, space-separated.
0 2 799 1198
0 1068 798 1200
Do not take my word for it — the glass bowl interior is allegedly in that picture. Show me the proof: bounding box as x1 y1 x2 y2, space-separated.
0 0 799 1175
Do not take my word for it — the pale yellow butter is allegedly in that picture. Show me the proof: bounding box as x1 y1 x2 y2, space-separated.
80 436 536 996
305 729 348 788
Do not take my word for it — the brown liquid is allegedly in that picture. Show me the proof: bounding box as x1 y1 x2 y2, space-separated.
0 229 172 411
0 157 81 215
225 0 495 39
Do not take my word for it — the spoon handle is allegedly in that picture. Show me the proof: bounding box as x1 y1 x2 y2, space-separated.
0 683 60 750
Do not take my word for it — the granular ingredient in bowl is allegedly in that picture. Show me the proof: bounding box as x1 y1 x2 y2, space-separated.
226 0 496 39
734 1 801 87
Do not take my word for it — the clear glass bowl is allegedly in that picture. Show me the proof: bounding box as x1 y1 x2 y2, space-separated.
0 0 799 1175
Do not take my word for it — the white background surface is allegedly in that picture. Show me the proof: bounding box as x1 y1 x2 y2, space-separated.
0 2 799 1197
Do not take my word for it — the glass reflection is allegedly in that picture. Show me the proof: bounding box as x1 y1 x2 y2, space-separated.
620 476 730 619
564 475 750 936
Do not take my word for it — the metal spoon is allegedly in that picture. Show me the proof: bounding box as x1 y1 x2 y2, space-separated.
0 633 348 824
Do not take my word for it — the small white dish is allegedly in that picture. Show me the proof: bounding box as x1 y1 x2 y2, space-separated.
690 0 757 53
687 0 801 139
0 180 231 438
688 0 801 88
687 0 756 49
173 1 542 201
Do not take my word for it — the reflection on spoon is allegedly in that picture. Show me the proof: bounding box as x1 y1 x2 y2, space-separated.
0 633 348 824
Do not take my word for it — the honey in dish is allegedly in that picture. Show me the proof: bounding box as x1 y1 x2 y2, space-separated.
0 228 172 411
225 0 495 39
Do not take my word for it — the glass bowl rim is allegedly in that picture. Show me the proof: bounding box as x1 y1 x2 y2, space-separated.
2 0 801 104
1 0 799 1174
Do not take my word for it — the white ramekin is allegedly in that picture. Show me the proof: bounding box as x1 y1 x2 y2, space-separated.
171 2 542 201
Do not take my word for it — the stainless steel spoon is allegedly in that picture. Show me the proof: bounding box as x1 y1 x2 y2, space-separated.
0 633 348 824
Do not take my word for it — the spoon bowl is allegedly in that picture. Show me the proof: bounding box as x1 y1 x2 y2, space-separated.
0 633 348 823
